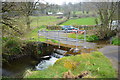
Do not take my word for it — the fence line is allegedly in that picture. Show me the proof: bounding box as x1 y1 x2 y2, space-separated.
45 25 99 30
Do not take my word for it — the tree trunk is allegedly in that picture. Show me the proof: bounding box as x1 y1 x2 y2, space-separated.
26 15 31 30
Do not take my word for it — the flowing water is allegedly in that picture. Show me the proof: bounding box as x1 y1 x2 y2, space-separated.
36 53 63 70
2 53 64 78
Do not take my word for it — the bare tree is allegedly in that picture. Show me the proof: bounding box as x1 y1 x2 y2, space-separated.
95 2 119 39
20 1 39 30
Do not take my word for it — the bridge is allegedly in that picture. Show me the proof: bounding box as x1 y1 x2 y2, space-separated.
38 30 87 49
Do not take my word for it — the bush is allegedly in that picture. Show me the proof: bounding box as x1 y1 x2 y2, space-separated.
3 38 22 54
86 35 99 42
77 34 99 42
112 37 120 45
68 34 99 42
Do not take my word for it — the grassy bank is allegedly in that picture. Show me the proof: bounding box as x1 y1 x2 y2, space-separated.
68 33 99 42
61 17 98 25
24 51 117 78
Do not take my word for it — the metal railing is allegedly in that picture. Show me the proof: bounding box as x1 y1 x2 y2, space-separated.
38 30 86 49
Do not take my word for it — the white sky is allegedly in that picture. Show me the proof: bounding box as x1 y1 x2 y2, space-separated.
3 0 119 3
44 0 83 5
39 0 119 5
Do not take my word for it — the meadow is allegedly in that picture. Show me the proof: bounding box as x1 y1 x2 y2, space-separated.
61 17 99 25
30 16 63 29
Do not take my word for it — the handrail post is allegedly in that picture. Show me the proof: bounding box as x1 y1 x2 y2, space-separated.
76 30 78 49
66 29 68 44
84 30 86 42
46 31 49 46
58 30 60 48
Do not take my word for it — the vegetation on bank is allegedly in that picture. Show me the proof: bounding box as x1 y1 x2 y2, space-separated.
68 33 99 42
25 51 117 78
61 17 99 25
2 37 22 55
111 36 120 45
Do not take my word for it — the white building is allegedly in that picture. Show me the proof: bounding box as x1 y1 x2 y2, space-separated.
48 12 53 15
56 12 63 15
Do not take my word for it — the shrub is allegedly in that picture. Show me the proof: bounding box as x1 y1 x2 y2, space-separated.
77 34 99 42
112 37 120 45
3 38 22 54
86 35 99 42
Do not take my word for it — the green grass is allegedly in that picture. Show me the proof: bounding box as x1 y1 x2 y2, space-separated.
24 51 117 78
30 16 63 29
61 17 99 25
112 36 120 45
25 26 59 43
68 33 99 42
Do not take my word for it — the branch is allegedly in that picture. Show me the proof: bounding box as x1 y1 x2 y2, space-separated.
1 21 23 35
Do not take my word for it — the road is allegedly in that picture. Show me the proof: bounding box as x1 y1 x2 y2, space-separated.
98 45 119 71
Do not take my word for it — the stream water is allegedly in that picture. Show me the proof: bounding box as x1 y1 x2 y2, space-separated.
36 53 63 70
2 56 38 78
2 53 64 78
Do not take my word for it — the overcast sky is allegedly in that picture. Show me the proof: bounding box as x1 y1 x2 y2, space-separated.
39 0 119 5
43 0 83 5
3 0 119 3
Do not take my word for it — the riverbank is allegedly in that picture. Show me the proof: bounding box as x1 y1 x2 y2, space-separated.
2 42 55 77
24 51 117 78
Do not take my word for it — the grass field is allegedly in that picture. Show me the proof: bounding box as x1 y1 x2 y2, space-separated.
30 16 63 29
61 17 99 25
24 51 116 78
